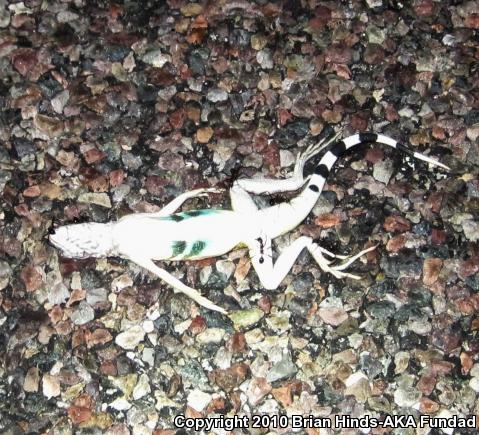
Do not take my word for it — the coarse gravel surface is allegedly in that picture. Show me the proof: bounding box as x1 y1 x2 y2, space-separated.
0 1 478 434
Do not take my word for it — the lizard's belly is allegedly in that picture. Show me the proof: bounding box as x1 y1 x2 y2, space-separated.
113 210 250 261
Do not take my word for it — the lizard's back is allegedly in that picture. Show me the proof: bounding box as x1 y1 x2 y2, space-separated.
113 209 253 261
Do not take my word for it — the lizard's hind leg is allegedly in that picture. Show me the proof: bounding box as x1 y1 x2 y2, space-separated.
248 235 375 289
234 132 340 196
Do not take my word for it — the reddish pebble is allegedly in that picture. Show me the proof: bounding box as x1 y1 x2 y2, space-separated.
308 6 331 30
278 109 293 127
350 112 369 131
458 258 479 279
83 148 106 164
314 213 340 228
145 175 167 196
85 328 113 348
71 329 85 348
23 185 41 197
325 44 352 64
12 48 38 77
109 169 125 187
188 316 207 335
465 14 479 29
209 363 250 392
262 143 280 172
460 352 474 375
20 264 43 292
68 406 92 425
423 258 443 286
383 215 411 233
247 377 272 406
414 0 434 16
169 108 186 129
100 360 117 376
258 295 272 313
271 385 293 407
227 332 247 353
386 235 406 253
48 306 63 324
417 374 436 395
419 397 439 414
431 228 446 245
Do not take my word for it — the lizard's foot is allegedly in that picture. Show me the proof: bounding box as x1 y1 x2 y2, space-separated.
311 244 376 280
293 131 342 179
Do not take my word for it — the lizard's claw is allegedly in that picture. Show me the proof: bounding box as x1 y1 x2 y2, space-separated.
311 244 377 280
294 131 342 179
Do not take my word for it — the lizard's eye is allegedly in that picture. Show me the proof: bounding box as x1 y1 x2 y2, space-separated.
259 257 264 264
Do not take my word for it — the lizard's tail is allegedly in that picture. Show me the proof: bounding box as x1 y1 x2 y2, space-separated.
306 132 450 195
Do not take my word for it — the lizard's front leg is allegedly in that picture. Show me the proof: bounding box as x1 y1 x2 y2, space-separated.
248 235 376 289
128 255 228 314
151 188 224 217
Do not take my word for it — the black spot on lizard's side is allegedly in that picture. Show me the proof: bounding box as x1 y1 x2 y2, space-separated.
164 214 184 222
187 240 206 257
171 241 187 256
182 209 220 218
183 210 203 217
309 184 319 192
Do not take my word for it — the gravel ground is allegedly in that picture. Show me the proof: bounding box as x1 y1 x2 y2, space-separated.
1 0 478 434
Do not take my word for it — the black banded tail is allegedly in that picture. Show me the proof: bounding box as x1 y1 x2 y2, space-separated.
305 132 450 195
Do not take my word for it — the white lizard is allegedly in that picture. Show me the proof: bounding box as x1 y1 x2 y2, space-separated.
49 132 449 315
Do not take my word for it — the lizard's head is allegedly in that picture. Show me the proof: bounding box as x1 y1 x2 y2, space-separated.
49 222 115 259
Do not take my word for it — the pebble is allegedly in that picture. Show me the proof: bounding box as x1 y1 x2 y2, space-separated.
0 0 473 432
207 88 228 102
180 2 203 16
196 327 226 344
246 377 271 406
373 160 394 184
115 325 146 350
34 114 64 138
266 353 297 383
229 308 264 330
132 373 151 400
187 389 212 412
394 386 421 408
51 90 70 114
256 49 274 69
318 307 348 326
251 34 267 51
71 301 95 325
86 287 108 305
0 0 10 28
109 397 132 411
24 367 40 392
462 219 479 241
141 50 171 68
42 373 60 399
78 192 112 208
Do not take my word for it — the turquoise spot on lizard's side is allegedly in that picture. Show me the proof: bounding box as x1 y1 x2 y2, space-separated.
186 240 207 258
171 240 186 257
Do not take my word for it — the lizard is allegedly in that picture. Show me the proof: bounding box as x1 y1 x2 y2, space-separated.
49 132 449 315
